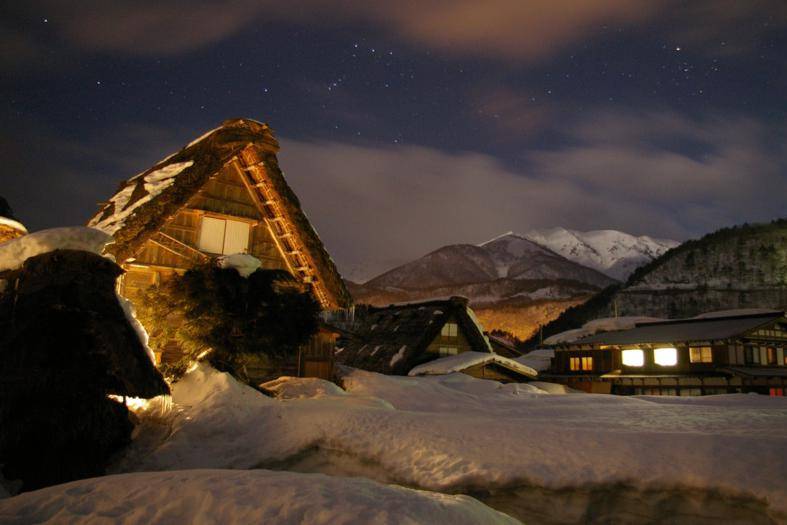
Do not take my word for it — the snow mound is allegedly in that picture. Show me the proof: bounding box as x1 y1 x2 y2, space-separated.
261 376 347 399
544 316 664 344
0 469 519 525
118 365 787 520
217 253 262 278
515 348 554 372
409 351 537 379
0 227 112 272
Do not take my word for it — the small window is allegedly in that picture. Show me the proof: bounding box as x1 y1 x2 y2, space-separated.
767 347 777 365
571 356 593 371
441 323 458 337
581 357 593 371
439 346 458 356
198 217 250 255
622 349 644 367
654 347 678 366
689 346 713 363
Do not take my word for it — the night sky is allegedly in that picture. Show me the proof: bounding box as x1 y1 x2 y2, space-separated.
2 1 786 281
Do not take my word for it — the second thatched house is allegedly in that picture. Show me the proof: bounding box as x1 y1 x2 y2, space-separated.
336 296 536 382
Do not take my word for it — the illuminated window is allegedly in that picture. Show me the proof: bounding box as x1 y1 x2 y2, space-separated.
198 217 250 255
767 347 777 365
689 346 713 363
570 356 593 371
622 349 644 367
439 346 458 356
441 323 458 337
654 347 678 366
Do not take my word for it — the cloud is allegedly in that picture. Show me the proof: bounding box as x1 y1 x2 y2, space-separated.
10 0 785 63
3 112 783 282
473 87 553 137
278 110 786 280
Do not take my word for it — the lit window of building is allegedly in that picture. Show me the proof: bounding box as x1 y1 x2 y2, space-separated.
439 346 458 356
570 356 593 371
654 347 678 366
198 217 250 255
689 346 713 363
622 349 644 367
441 323 458 337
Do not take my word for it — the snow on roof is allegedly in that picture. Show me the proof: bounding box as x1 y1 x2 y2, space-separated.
577 312 784 345
514 349 554 372
0 227 112 272
389 345 407 367
408 351 537 379
0 216 27 234
692 309 782 319
217 253 262 278
543 316 665 345
89 160 193 235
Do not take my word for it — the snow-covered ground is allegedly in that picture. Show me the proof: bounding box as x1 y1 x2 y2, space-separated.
0 469 518 525
97 365 787 523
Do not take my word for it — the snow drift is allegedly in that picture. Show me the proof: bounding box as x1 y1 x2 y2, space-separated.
0 469 519 525
116 365 787 522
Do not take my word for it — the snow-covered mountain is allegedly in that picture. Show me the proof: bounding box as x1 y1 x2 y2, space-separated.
351 234 617 339
365 234 615 291
522 228 680 280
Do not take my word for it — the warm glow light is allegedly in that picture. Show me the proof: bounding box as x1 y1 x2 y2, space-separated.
108 394 173 415
107 394 149 411
654 347 678 366
622 349 644 367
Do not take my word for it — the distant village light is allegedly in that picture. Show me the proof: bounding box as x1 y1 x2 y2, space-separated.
654 347 678 366
621 349 644 367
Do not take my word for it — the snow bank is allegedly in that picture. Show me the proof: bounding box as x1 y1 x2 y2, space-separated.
408 351 537 378
0 227 112 272
89 161 193 234
217 253 262 278
0 469 519 525
514 348 554 372
0 216 27 235
119 364 787 520
544 316 664 344
261 376 347 399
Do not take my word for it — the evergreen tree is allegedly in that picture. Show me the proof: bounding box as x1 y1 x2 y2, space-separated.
137 264 320 383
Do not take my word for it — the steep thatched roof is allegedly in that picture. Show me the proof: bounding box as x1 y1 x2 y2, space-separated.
87 118 351 309
336 296 492 375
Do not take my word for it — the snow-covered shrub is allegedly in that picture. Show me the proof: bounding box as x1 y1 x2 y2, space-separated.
136 264 320 384
0 250 168 492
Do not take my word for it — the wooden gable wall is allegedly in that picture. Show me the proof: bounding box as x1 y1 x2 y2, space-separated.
120 162 291 300
424 314 476 356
